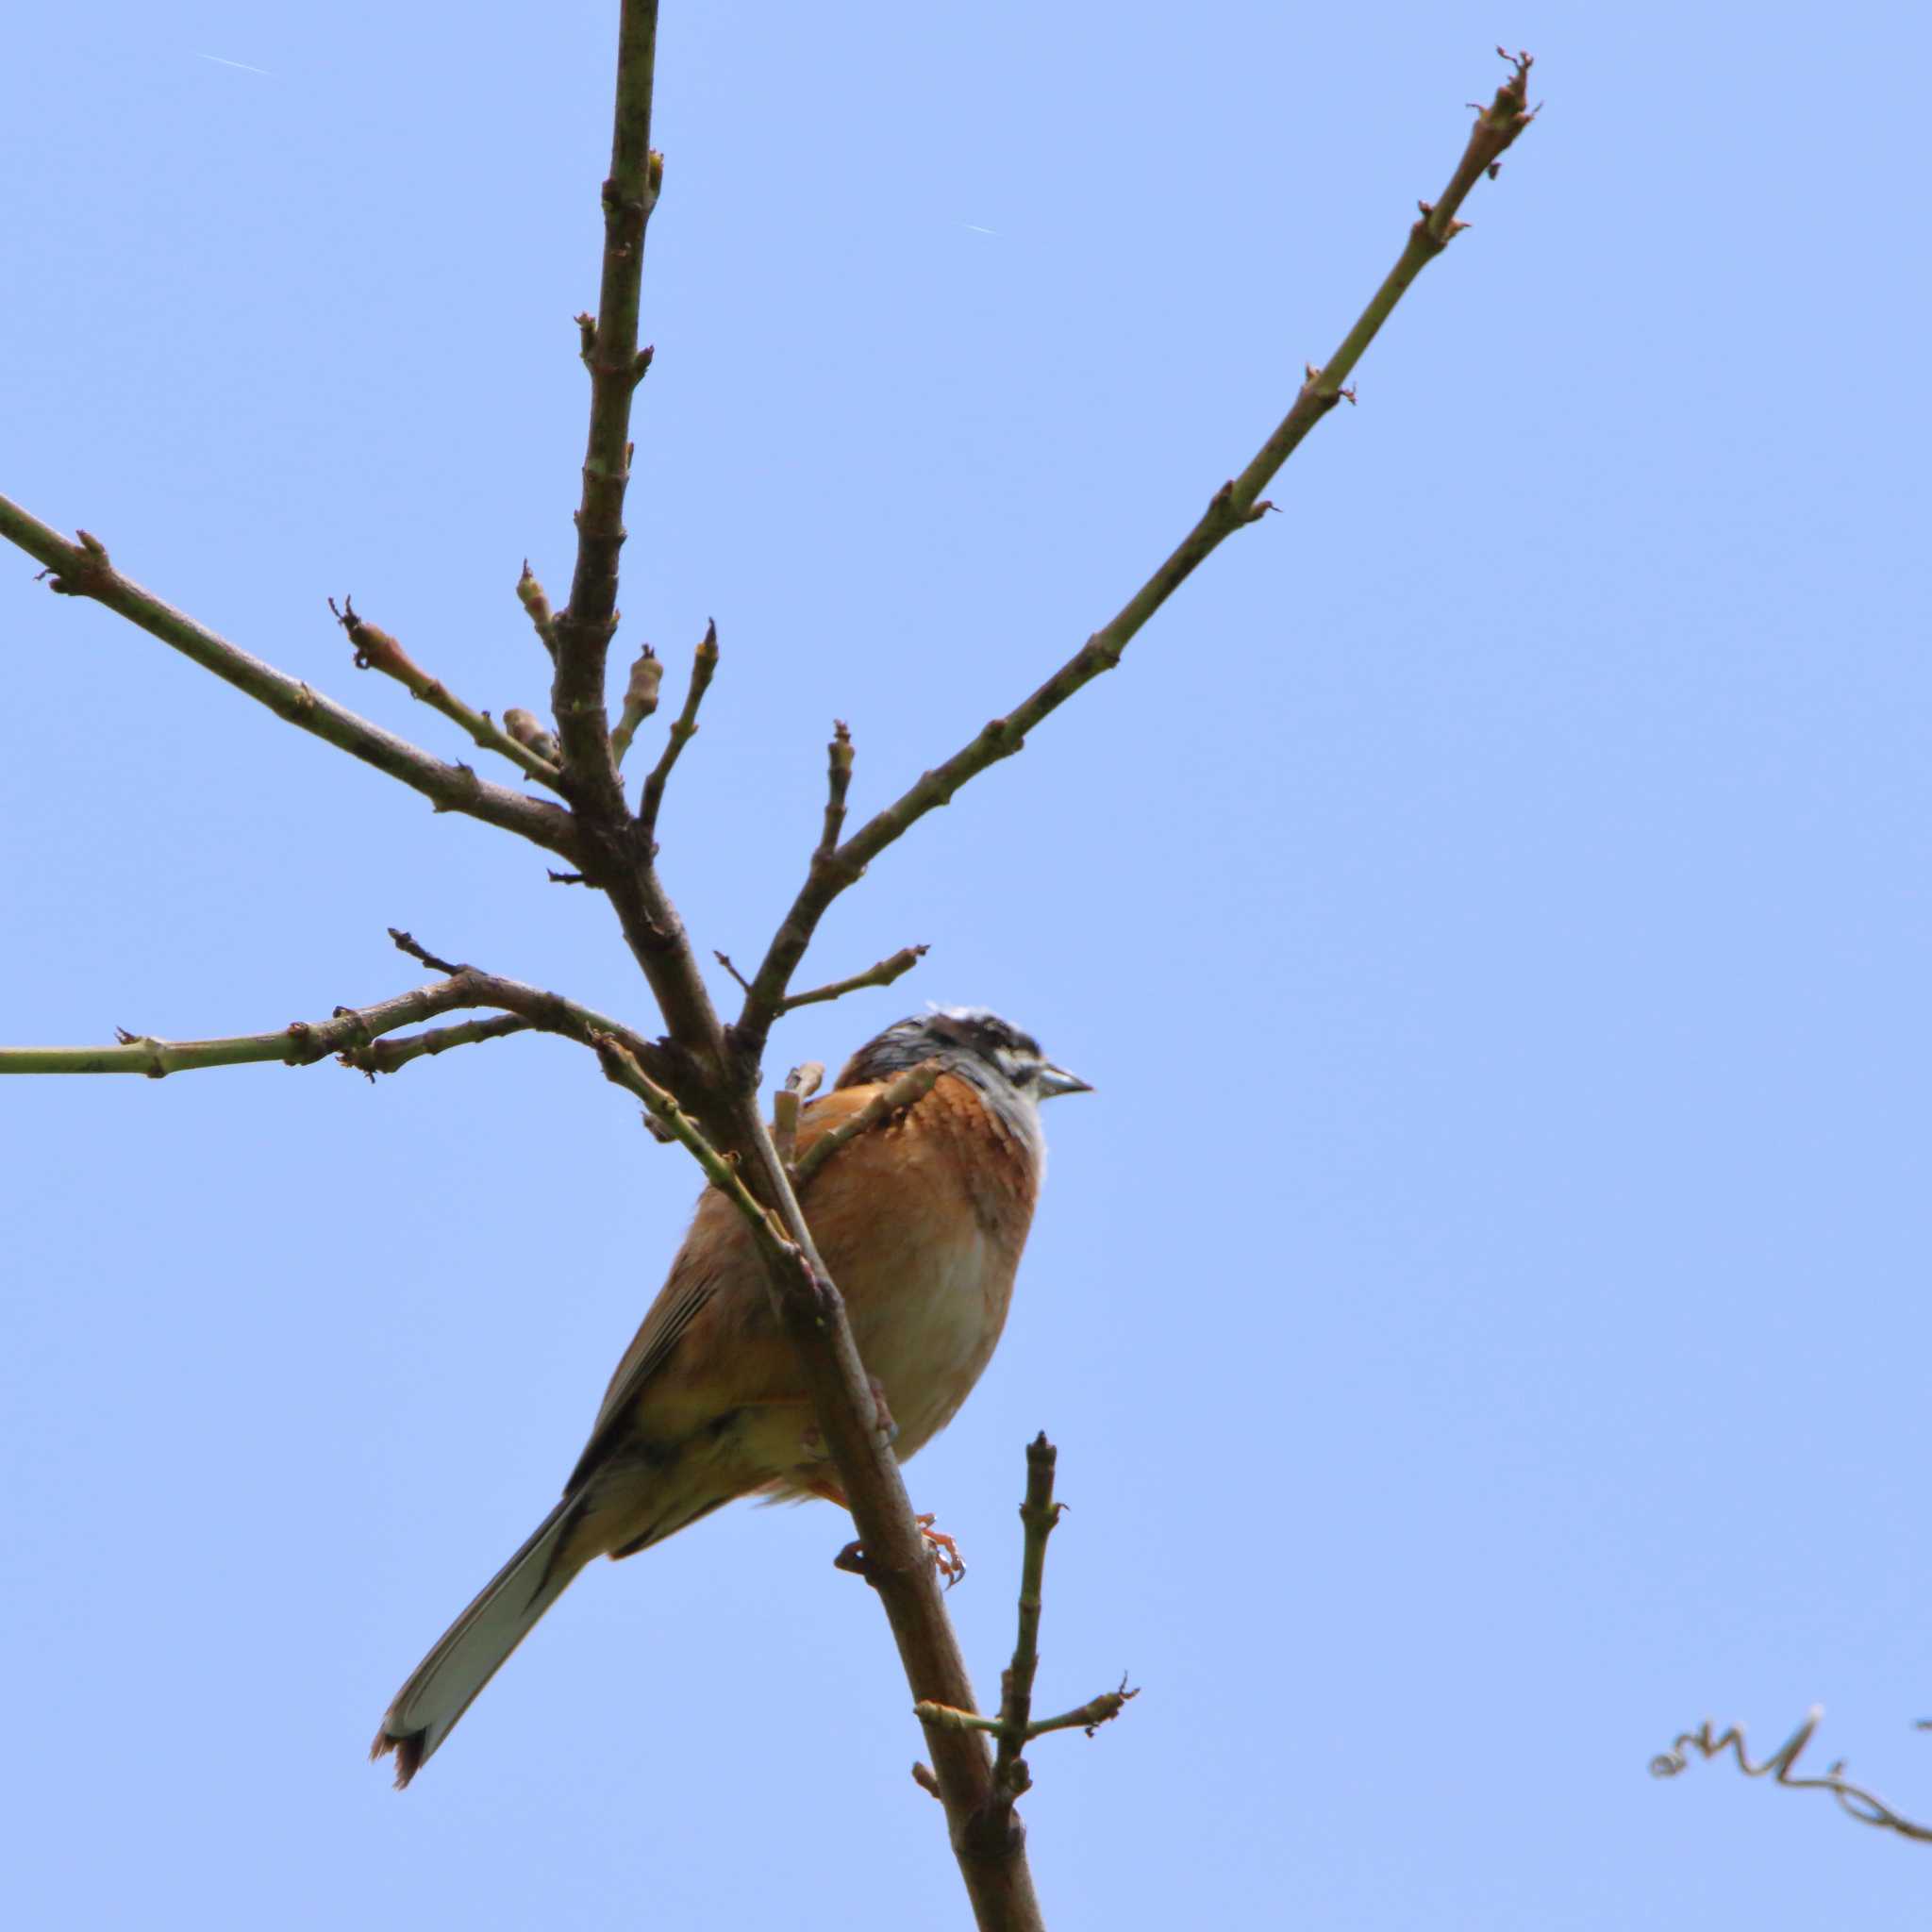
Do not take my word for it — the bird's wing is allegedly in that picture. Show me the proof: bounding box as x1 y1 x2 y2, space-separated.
562 1086 883 1494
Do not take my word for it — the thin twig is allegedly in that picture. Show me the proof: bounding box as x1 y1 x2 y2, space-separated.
343 1013 534 1076
819 720 854 857
913 1680 1136 1745
992 1434 1064 1803
713 951 754 993
780 943 927 1015
388 927 467 975
790 1058 942 1188
0 506 582 861
729 53 1538 1071
639 620 719 838
589 1032 795 1258
327 595 563 789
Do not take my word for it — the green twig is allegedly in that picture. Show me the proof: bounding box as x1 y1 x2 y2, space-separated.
639 620 719 837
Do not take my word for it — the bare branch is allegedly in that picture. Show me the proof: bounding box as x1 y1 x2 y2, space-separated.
781 943 927 1015
712 950 754 993
790 1058 941 1189
729 53 1537 1070
0 502 582 860
638 620 719 839
0 961 670 1089
549 0 662 821
327 595 563 789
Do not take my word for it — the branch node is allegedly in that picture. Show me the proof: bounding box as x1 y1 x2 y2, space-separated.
42 526 114 596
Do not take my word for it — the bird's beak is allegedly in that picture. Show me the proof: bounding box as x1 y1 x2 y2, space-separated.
1037 1062 1093 1099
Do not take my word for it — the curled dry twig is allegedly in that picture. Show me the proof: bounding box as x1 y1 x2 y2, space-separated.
1653 1707 1932 1844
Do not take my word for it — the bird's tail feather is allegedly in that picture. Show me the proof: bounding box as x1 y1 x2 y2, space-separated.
372 1497 585 1787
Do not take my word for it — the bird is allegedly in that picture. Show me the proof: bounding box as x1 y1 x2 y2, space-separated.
371 1005 1091 1786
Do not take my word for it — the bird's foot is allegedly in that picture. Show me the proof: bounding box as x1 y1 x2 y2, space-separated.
917 1513 965 1588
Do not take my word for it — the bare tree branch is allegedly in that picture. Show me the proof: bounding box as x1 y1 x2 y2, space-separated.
0 504 582 860
782 943 928 1015
0 964 668 1087
727 52 1539 1074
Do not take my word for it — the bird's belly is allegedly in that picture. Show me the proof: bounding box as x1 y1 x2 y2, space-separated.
845 1227 1010 1457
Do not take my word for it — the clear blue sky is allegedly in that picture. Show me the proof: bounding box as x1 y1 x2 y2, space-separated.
6 3 1930 1925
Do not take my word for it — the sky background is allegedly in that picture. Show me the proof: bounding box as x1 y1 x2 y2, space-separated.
5 2 1930 1925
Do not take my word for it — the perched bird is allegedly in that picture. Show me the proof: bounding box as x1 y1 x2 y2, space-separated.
372 1006 1090 1785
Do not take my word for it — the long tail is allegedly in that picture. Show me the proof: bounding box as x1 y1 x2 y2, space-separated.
372 1498 587 1787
